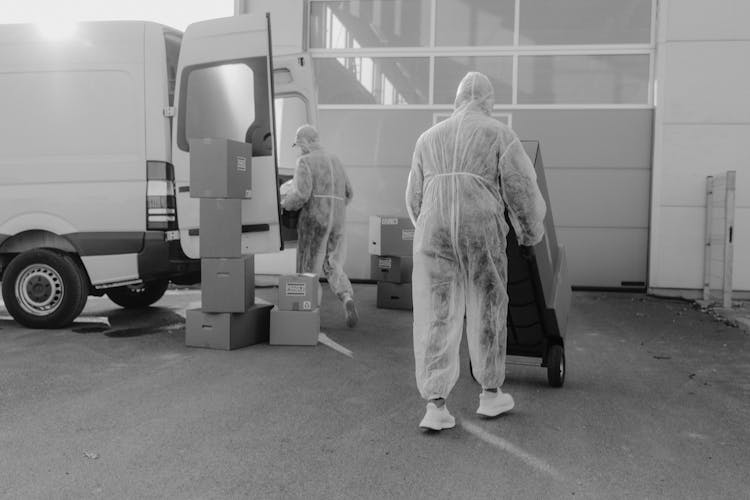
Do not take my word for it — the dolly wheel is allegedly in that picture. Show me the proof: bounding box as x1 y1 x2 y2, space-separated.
547 344 565 387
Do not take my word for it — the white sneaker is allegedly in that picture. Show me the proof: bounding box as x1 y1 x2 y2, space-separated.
344 298 358 328
476 389 515 418
419 402 456 431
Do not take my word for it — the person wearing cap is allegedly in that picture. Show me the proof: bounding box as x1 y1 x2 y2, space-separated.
281 124 359 327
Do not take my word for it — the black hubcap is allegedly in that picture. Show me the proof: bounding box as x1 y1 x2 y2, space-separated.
26 276 52 302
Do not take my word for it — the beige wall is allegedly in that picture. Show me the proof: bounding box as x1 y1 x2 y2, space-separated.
650 0 750 293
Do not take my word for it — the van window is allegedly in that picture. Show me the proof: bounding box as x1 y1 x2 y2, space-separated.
274 95 309 173
177 56 271 157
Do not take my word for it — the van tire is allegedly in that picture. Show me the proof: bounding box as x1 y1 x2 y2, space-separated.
1 249 89 329
106 279 169 309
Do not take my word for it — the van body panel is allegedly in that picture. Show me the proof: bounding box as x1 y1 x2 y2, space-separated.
172 14 281 258
0 212 78 236
143 23 175 164
0 230 77 254
0 180 145 235
0 22 158 289
64 232 145 256
81 254 139 286
0 22 149 256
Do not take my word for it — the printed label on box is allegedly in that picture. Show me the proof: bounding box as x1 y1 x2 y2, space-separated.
303 301 312 310
286 283 307 296
402 229 415 241
382 217 399 225
236 156 247 172
378 257 392 270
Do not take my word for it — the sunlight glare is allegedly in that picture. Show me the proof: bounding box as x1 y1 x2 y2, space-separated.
36 20 77 41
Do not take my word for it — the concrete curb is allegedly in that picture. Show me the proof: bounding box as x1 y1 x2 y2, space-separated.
702 302 750 334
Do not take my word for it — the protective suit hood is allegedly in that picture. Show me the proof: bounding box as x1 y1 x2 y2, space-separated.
454 71 494 116
293 124 322 154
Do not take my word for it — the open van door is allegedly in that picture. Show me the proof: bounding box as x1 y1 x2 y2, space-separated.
172 14 281 259
273 54 318 177
272 53 318 246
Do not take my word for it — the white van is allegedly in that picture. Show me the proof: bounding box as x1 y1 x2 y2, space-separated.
0 15 316 328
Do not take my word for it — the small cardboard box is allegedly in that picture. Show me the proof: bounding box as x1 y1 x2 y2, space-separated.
201 256 255 313
278 273 322 311
199 199 242 258
269 307 320 346
185 303 272 350
189 138 252 199
368 216 414 256
376 282 413 310
369 255 413 283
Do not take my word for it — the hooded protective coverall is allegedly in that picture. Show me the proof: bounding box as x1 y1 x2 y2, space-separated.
406 72 547 400
281 125 356 308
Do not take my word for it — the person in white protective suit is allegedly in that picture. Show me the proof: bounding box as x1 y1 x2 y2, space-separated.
281 124 359 327
406 72 546 431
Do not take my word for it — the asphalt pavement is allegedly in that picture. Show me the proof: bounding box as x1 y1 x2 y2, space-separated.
0 285 748 499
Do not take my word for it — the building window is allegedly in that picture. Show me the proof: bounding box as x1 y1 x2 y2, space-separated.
435 0 515 47
314 56 429 104
518 0 652 45
309 0 655 108
310 0 431 48
517 54 650 104
434 56 513 105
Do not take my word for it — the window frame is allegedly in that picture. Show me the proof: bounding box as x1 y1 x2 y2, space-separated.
176 56 270 153
307 0 657 110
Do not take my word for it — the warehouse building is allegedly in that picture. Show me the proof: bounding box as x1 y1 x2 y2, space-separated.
239 0 748 297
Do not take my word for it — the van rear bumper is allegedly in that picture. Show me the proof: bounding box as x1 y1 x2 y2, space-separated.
138 231 200 284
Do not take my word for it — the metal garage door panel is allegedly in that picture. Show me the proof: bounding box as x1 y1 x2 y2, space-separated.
545 169 651 228
558 227 648 288
513 110 653 169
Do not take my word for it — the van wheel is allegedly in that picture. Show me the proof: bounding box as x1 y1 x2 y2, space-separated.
1 249 89 329
106 279 169 309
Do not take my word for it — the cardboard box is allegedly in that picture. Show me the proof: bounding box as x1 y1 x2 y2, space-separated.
189 138 252 199
369 216 414 256
185 303 272 350
278 273 322 311
199 199 242 258
376 282 413 310
269 307 320 346
369 255 413 283
201 256 255 313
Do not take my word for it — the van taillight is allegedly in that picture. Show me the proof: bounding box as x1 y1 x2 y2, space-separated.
147 161 177 231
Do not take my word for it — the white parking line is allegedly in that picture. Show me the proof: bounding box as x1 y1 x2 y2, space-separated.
74 316 111 326
461 421 565 481
174 301 202 319
318 332 353 358
164 289 201 296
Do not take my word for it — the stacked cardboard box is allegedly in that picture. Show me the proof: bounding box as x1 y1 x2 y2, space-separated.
185 138 272 350
270 273 322 346
369 216 414 310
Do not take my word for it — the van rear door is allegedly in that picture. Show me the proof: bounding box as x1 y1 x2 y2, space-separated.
172 14 281 259
272 54 318 177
